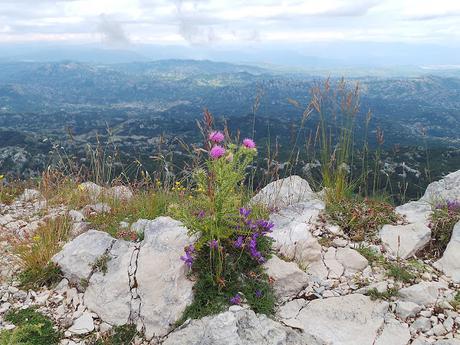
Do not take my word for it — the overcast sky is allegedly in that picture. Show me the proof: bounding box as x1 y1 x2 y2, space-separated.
0 0 459 47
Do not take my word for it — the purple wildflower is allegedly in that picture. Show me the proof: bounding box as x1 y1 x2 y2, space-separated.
197 210 206 219
234 236 244 249
239 207 252 218
209 239 219 249
180 245 195 267
256 219 275 233
242 138 256 149
248 234 265 263
230 294 242 305
210 145 226 159
209 131 225 143
255 290 263 298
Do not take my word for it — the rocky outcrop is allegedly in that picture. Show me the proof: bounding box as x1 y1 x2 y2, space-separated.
269 200 324 267
380 223 431 259
52 230 115 288
54 217 195 340
251 175 316 209
421 170 460 203
278 294 409 345
163 306 312 345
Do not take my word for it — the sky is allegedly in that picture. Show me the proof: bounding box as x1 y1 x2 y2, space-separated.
0 0 459 47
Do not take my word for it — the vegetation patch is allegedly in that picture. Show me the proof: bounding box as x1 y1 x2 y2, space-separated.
92 254 111 275
0 308 60 345
424 200 460 258
174 128 275 323
13 215 71 289
366 287 399 301
326 196 401 241
90 324 138 345
0 178 28 205
87 190 176 239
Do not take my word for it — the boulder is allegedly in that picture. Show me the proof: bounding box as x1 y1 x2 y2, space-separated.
251 176 316 209
398 281 449 306
395 201 431 224
136 217 195 339
434 221 460 282
163 307 311 345
374 317 410 345
107 186 134 201
395 301 422 320
269 201 324 267
264 255 309 301
278 294 408 345
57 217 195 340
52 230 115 287
379 223 431 259
78 182 103 202
420 170 460 203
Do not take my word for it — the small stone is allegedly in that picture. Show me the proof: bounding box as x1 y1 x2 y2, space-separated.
68 313 94 335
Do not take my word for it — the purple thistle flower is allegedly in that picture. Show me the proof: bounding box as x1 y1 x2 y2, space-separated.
242 138 256 149
209 239 219 249
234 236 244 249
209 131 225 143
255 290 263 298
180 245 195 267
210 145 226 159
239 207 251 218
230 294 242 305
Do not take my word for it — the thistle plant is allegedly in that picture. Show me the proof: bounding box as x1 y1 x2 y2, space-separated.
175 129 275 318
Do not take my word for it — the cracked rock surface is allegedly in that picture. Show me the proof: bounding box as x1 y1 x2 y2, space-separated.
55 216 195 340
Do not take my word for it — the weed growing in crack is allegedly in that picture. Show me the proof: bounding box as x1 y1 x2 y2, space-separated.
92 254 111 275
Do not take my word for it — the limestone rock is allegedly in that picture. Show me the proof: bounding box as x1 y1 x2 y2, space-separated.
395 301 422 320
264 255 308 301
136 217 195 339
278 294 401 345
68 312 94 335
434 221 460 282
399 281 449 306
269 201 324 267
163 307 311 345
379 223 431 259
107 186 134 201
251 176 316 209
421 170 460 203
78 182 103 202
395 201 432 224
52 230 115 287
84 240 136 326
335 247 368 275
374 318 410 345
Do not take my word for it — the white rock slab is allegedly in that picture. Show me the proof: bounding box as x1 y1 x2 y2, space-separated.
379 223 431 259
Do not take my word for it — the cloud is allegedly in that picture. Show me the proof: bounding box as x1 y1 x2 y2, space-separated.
97 14 130 45
407 12 460 21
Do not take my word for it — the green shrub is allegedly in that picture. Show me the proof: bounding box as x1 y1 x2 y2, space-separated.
90 324 138 345
0 308 60 345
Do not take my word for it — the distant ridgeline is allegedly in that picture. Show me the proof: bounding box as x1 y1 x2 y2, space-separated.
0 60 459 203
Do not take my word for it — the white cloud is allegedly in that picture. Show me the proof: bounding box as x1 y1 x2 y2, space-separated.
0 0 458 45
